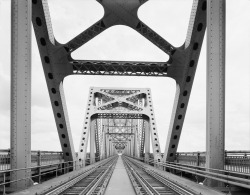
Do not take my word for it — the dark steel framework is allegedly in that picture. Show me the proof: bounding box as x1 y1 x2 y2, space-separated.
31 0 206 162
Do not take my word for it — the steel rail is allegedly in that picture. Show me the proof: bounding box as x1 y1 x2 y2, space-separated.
85 162 116 195
45 168 97 195
134 156 250 178
0 161 80 188
123 156 195 195
167 161 250 177
172 157 249 175
127 157 197 195
123 161 144 195
131 169 158 195
123 158 158 195
80 170 106 195
177 151 250 155
145 169 194 195
128 156 250 190
43 156 117 195
94 160 117 195
43 158 112 195
152 159 250 184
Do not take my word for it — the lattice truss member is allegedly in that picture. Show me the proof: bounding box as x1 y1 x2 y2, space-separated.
78 87 161 166
32 0 206 163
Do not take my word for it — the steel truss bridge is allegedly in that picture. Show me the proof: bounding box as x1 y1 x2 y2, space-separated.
0 0 249 194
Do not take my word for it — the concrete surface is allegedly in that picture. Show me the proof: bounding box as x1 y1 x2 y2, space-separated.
105 156 135 195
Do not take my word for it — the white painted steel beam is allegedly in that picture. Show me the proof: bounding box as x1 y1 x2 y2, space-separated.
78 88 162 163
106 134 110 157
10 0 32 189
206 0 225 187
144 120 150 163
90 120 96 164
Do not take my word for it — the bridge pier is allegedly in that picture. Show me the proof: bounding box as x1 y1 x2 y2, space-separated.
206 0 226 187
10 0 32 189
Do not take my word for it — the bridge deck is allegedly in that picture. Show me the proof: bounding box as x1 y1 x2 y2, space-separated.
105 155 135 195
10 159 110 195
125 156 225 195
10 156 227 195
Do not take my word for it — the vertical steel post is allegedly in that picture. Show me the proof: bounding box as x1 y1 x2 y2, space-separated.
10 0 32 189
112 143 115 155
101 125 105 160
3 173 6 195
129 140 132 156
38 151 41 183
103 133 106 159
196 152 200 167
127 143 129 155
206 0 225 187
109 139 111 156
144 120 150 163
134 130 137 157
127 141 130 156
110 142 113 156
106 135 110 157
90 120 96 164
125 143 128 155
131 135 134 157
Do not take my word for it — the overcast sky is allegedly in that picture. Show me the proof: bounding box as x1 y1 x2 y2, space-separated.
0 0 249 153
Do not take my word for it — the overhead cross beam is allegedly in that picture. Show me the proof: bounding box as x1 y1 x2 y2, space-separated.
32 0 206 163
78 87 162 166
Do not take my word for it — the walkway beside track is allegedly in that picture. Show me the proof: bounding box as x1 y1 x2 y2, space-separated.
105 155 135 195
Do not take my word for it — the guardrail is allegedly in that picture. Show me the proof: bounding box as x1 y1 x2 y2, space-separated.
0 150 10 171
0 155 102 195
175 151 250 173
0 149 97 194
128 155 250 190
0 150 65 171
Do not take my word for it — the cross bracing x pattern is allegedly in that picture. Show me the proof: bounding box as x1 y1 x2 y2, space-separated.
78 87 161 166
32 0 206 163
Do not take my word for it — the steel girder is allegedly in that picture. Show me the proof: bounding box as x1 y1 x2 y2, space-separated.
32 0 76 162
78 87 162 166
32 0 206 163
11 0 32 188
163 0 206 162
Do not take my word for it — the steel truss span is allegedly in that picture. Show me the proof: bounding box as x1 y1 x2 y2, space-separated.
31 0 206 163
8 0 248 193
77 87 162 166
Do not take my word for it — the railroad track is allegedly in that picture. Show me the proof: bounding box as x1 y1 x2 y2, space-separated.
43 156 118 195
123 156 197 195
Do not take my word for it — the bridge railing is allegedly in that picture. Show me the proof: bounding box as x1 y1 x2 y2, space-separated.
0 150 10 171
0 154 102 194
127 155 250 190
175 151 250 173
0 150 64 171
